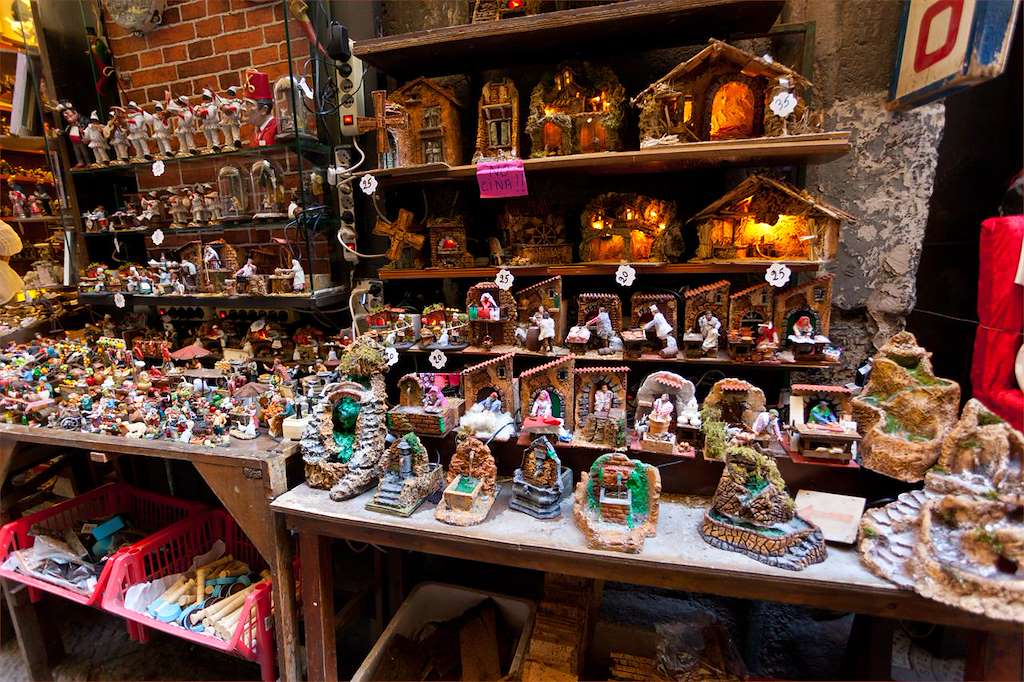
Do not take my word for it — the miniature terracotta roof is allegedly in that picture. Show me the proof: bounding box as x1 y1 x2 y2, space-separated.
520 355 573 379
461 353 515 375
685 280 729 299
515 276 561 296
791 384 851 396
650 371 689 390
398 373 420 383
690 175 856 224
717 378 756 392
578 292 619 300
632 39 813 105
392 77 463 108
730 282 771 299
470 281 500 290
574 366 629 376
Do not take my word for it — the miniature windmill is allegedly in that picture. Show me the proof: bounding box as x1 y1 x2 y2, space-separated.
373 208 425 269
358 90 409 168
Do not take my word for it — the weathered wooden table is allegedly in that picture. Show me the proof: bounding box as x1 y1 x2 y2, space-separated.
0 424 303 681
272 482 1023 682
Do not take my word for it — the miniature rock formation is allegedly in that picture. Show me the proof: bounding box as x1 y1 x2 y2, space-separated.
300 336 389 500
573 452 661 553
435 432 499 526
510 436 572 519
700 446 827 570
366 432 444 517
853 332 961 482
700 378 766 460
860 399 1024 622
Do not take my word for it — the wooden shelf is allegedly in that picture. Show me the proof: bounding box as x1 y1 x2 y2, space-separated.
78 285 348 311
359 133 851 186
0 174 53 185
4 216 59 224
379 261 821 280
353 0 785 76
0 135 46 153
81 219 300 238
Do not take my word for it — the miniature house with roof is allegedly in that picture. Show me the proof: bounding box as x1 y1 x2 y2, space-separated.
467 281 517 348
499 199 572 264
520 355 575 435
632 39 820 146
788 384 860 463
474 78 519 161
436 433 499 526
702 377 767 459
473 0 542 22
459 353 517 440
387 372 465 437
386 77 463 167
633 370 699 457
515 276 565 352
727 282 773 359
428 217 474 268
629 292 678 356
573 366 629 449
579 193 683 263
566 292 623 354
773 274 834 358
510 435 572 519
525 63 625 157
691 175 854 263
682 280 729 356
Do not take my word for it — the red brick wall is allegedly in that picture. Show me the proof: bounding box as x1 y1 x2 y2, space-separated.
105 0 311 109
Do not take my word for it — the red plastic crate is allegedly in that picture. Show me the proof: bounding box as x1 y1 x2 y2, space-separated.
101 510 276 682
0 482 207 607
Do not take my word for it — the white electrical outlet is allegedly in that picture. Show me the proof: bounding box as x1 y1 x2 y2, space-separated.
338 39 365 137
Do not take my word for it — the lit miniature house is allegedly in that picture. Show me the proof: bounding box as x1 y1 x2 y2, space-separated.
387 372 465 437
466 282 517 348
525 63 625 157
473 0 542 22
573 452 661 552
474 78 519 161
249 159 287 219
274 76 312 139
428 217 474 268
418 304 468 348
788 384 860 463
515 276 565 351
498 199 572 264
690 175 854 263
387 77 463 167
217 165 250 221
519 356 575 435
773 274 833 358
727 283 773 359
580 193 683 263
632 39 819 145
572 366 628 449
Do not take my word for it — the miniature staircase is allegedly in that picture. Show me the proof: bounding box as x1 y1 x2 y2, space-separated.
373 475 405 507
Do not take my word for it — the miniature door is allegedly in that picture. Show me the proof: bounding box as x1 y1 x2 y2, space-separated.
250 159 287 218
217 165 250 220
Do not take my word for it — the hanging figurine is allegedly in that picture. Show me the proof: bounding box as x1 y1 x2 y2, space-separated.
56 100 91 169
106 108 131 164
245 70 277 147
166 93 199 156
83 111 111 166
219 86 244 148
149 102 176 158
197 88 223 152
125 101 153 161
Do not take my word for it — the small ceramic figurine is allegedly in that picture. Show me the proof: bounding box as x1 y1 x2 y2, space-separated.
593 382 613 415
791 314 814 342
219 86 244 148
83 111 111 165
8 189 27 219
531 389 553 420
57 100 91 168
203 244 221 271
245 70 278 147
149 102 176 158
585 306 623 355
698 310 721 355
167 192 190 227
166 93 199 155
643 304 677 358
125 102 153 161
533 306 556 353
197 88 223 151
106 108 131 163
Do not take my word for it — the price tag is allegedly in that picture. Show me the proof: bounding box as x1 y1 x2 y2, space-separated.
429 349 448 369
494 268 514 291
152 160 165 177
765 263 792 287
151 229 164 246
113 292 126 308
615 264 636 287
384 347 399 367
359 174 378 195
476 160 528 199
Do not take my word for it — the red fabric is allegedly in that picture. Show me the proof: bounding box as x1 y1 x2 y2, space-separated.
251 117 278 147
971 215 1024 431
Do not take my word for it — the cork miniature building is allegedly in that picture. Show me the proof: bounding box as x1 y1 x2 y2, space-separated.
788 384 859 462
510 435 572 519
566 293 623 354
573 452 661 553
701 377 767 460
579 193 683 263
473 0 542 22
525 63 625 157
467 281 517 348
515 276 566 352
520 355 575 435
727 282 773 359
365 432 444 517
691 175 854 263
428 217 474 268
572 366 628 449
435 433 499 526
701 446 827 570
386 77 463 167
499 199 572 265
684 280 729 333
632 370 699 457
630 292 677 356
459 353 517 440
474 78 519 161
632 39 820 145
773 274 834 357
387 372 465 437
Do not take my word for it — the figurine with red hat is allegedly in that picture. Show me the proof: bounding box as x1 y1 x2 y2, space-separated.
245 70 277 148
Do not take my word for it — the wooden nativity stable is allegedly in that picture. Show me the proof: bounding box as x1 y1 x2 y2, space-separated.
690 175 855 264
631 38 820 146
525 63 625 157
386 77 463 168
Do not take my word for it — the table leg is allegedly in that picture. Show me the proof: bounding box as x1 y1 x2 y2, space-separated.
842 614 894 680
2 579 63 681
272 514 301 682
301 533 337 682
965 630 1024 681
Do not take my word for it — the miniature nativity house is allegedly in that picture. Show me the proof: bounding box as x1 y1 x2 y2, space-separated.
566 292 623 354
467 281 517 348
510 435 572 519
499 199 572 264
525 63 625 157
683 280 729 357
387 372 465 437
436 434 499 526
573 452 661 553
385 78 463 168
701 377 767 460
633 370 699 457
632 39 819 146
727 282 773 359
515 276 565 352
474 78 519 161
428 217 474 268
773 274 833 358
580 193 683 263
691 175 854 263
629 292 677 358
520 356 575 435
459 353 517 440
788 384 859 463
365 432 444 517
573 366 629 449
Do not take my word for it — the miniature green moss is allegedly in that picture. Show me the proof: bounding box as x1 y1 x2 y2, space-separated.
978 410 1005 426
974 528 1004 555
861 525 877 539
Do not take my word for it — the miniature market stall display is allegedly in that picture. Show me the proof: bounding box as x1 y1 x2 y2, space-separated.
629 292 678 359
727 283 774 360
566 293 623 355
683 280 729 358
788 384 859 463
519 356 574 436
467 282 517 348
459 354 516 440
573 452 661 553
515 277 565 353
572 366 628 449
633 371 699 457
773 274 836 360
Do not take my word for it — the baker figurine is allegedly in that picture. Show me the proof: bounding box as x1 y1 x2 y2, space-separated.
245 69 278 147
643 303 677 358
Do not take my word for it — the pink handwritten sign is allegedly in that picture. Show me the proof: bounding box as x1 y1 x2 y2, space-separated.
476 160 528 198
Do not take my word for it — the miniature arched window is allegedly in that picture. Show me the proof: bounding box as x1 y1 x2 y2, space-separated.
740 311 765 331
217 165 249 220
497 366 507 379
422 106 441 129
557 368 569 381
813 286 826 302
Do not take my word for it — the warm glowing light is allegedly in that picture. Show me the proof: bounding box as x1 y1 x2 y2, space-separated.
647 208 658 220
625 208 635 220
543 106 555 116
710 81 756 140
586 117 593 123
591 218 604 230
507 0 523 8
658 222 666 230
